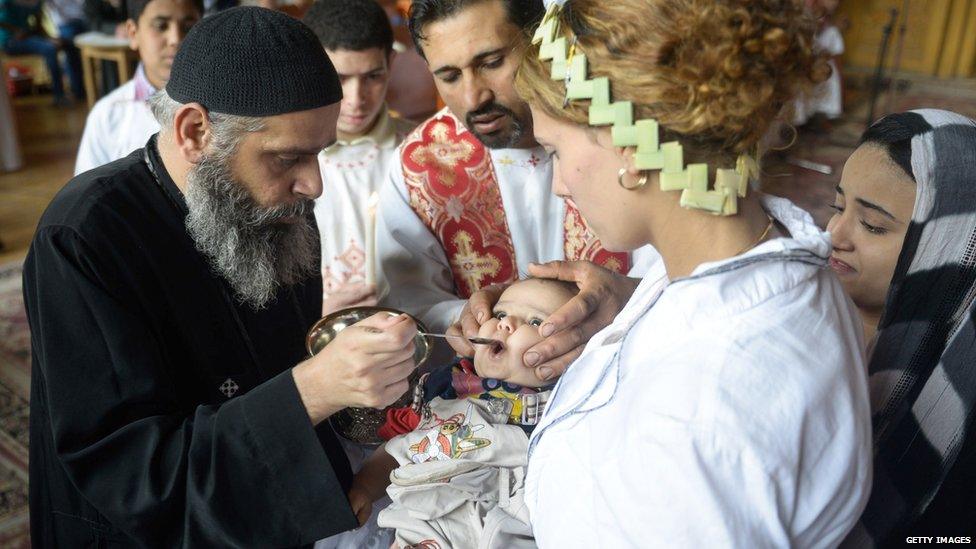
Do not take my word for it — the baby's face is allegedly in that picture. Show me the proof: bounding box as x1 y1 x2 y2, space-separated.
473 279 576 388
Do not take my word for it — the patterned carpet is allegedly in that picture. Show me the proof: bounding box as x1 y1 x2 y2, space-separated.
0 261 30 548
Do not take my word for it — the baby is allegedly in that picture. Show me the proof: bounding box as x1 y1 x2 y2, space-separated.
348 278 578 549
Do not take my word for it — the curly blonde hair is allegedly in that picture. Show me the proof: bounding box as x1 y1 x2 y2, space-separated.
515 0 828 161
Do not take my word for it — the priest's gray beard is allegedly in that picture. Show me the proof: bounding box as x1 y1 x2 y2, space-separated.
184 154 318 309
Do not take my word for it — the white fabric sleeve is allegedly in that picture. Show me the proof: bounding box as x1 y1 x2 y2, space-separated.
376 157 466 333
75 105 110 176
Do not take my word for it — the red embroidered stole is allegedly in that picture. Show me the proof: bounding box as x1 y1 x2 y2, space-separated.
401 111 629 298
563 200 629 275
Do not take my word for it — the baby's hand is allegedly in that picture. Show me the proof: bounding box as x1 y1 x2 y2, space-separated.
347 443 398 525
347 483 373 527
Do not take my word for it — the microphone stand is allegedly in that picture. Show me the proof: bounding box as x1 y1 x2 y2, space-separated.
866 8 899 128
884 0 910 115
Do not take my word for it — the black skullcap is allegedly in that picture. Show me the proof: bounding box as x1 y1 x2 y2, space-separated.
166 6 342 117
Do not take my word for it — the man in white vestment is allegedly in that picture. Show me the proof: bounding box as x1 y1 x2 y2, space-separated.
304 0 416 316
75 0 202 174
305 2 422 548
378 0 661 337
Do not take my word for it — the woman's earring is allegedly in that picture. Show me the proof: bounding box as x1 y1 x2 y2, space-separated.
617 168 649 190
770 123 798 151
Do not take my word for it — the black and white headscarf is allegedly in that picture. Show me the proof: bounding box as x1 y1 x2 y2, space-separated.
846 109 976 546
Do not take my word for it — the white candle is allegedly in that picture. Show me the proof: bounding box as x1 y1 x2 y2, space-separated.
365 192 379 286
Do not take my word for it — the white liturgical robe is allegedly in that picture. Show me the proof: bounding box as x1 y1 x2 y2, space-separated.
75 64 160 175
313 107 415 302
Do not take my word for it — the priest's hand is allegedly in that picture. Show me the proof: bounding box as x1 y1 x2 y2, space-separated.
522 261 640 381
322 282 379 317
446 283 509 357
293 312 416 425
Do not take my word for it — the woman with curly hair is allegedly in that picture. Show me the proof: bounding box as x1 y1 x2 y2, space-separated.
514 0 872 545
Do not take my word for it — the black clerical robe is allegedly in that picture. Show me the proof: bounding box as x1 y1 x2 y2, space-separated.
24 139 358 547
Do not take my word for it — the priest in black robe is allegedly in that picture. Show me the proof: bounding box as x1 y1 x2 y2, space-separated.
23 7 418 547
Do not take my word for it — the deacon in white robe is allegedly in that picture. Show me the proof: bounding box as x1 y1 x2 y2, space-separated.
75 64 161 175
314 106 415 313
377 107 661 333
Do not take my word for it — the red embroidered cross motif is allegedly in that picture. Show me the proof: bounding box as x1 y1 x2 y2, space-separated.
563 200 629 274
401 110 630 299
401 113 518 298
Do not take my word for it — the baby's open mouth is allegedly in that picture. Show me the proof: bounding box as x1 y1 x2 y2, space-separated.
490 342 505 358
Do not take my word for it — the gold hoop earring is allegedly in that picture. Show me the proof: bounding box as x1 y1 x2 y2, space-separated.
771 123 798 151
617 168 649 190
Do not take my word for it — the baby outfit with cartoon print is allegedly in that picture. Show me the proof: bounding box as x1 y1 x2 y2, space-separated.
376 360 548 548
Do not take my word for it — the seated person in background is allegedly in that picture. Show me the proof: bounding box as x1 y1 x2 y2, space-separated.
302 0 416 316
45 0 88 101
826 110 976 545
0 0 80 105
348 278 576 548
74 0 202 174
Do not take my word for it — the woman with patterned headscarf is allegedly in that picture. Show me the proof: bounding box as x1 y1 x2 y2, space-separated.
827 109 976 545
514 0 872 545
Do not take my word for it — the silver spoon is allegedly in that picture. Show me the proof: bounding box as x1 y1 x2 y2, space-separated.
420 332 502 347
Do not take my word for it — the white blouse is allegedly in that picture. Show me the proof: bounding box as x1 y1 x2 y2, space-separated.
526 195 872 548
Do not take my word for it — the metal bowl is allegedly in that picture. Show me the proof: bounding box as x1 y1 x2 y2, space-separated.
306 306 432 445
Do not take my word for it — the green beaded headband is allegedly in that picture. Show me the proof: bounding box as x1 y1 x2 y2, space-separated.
531 3 758 216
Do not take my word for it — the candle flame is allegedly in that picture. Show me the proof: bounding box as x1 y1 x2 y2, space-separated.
367 191 380 213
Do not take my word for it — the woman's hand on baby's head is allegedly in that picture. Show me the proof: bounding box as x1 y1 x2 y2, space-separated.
524 261 640 381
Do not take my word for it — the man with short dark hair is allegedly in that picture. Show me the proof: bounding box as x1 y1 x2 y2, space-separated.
25 7 416 546
75 0 203 174
405 0 542 148
302 0 416 317
377 0 662 378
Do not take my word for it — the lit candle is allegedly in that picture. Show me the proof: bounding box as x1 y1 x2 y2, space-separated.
365 192 379 286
